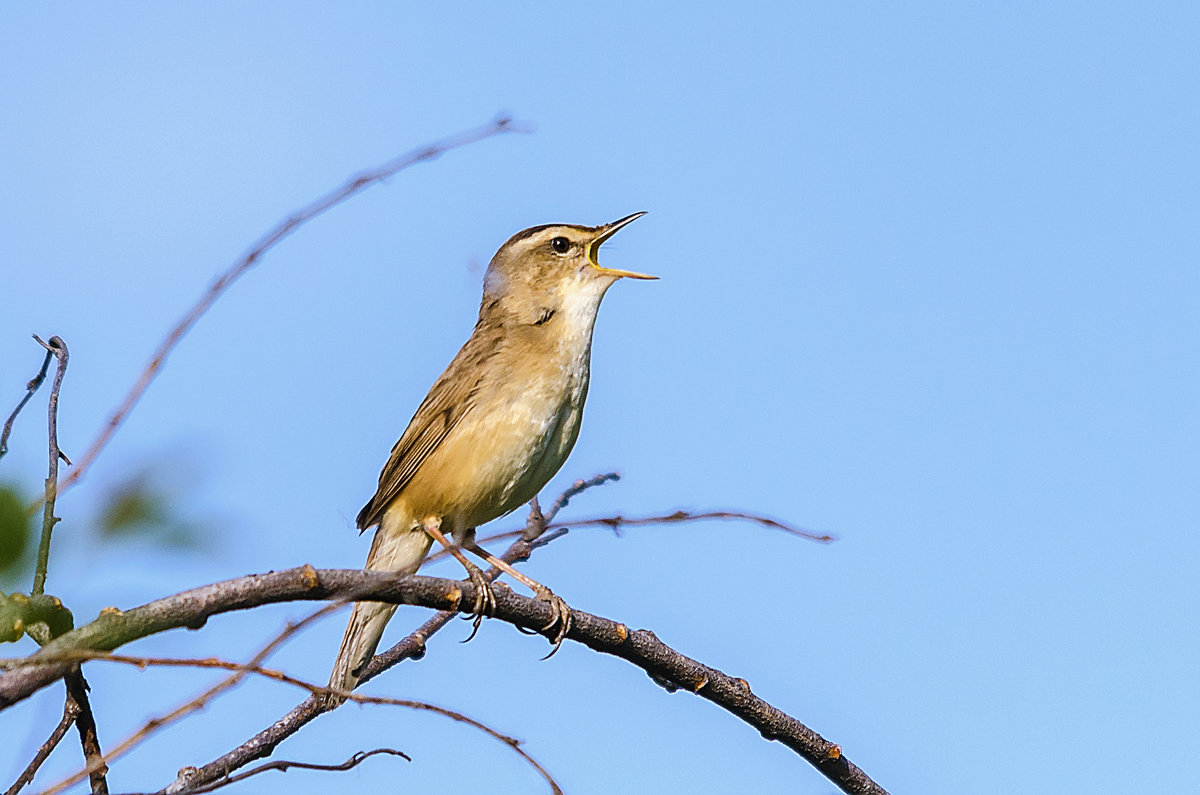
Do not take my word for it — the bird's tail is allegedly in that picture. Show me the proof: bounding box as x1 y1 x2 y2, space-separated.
328 599 397 702
326 521 433 706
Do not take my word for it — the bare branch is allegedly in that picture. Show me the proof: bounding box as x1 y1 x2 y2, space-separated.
558 509 834 542
41 606 340 795
162 534 548 790
166 697 319 793
171 608 450 793
542 472 621 524
34 652 560 795
0 342 53 461
99 479 603 791
167 477 617 789
425 505 833 566
115 748 409 795
3 689 78 795
62 667 107 794
0 567 885 795
31 335 69 598
53 116 520 497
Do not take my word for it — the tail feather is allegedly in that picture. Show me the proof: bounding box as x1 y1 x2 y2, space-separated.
328 600 397 700
326 520 433 706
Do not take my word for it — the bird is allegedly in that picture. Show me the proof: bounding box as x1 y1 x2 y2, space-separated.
328 212 654 700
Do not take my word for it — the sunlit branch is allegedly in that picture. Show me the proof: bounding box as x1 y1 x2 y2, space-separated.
0 566 882 795
164 479 616 791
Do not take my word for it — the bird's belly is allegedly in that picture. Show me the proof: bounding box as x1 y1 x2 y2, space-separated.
398 377 585 530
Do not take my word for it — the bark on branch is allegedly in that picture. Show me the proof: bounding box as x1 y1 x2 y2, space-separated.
0 567 886 795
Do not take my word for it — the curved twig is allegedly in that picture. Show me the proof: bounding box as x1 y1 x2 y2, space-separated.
114 748 410 795
542 472 621 524
0 342 53 461
51 117 520 499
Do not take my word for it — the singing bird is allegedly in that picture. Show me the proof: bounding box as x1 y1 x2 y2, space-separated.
329 212 653 699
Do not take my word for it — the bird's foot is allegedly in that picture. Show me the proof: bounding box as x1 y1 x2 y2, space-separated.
459 562 496 643
530 585 571 659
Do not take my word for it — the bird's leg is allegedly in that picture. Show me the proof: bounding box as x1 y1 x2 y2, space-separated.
463 540 573 657
421 517 495 641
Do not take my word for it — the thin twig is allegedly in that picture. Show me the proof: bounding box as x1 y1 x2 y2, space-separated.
0 343 53 461
43 606 340 795
63 667 107 794
114 748 409 795
559 509 834 542
4 692 79 795
424 506 833 566
543 472 621 524
31 335 68 598
51 117 519 499
31 652 561 795
522 494 547 541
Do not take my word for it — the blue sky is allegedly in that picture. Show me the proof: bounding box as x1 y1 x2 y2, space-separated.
2 3 1198 793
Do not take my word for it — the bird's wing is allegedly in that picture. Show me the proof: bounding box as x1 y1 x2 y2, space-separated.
355 328 498 530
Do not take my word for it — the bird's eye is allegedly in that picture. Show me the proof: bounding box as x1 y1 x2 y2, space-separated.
550 237 570 254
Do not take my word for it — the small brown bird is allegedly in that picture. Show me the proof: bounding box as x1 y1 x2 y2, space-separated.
329 213 653 698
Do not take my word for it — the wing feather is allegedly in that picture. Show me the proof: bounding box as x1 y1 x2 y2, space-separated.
355 328 499 530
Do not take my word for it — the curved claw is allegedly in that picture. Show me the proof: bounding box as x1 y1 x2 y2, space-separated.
458 565 496 643
462 610 485 643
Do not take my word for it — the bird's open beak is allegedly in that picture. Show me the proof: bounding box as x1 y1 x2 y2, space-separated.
588 212 656 280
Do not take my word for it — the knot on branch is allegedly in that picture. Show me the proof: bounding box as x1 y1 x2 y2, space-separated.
299 564 320 589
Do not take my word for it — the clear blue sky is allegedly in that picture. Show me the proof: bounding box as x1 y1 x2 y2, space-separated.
2 3 1198 793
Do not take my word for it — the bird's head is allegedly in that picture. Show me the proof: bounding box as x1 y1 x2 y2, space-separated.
480 212 654 327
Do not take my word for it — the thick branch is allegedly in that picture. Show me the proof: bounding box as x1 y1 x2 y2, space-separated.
0 567 886 795
124 483 612 793
167 525 547 793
